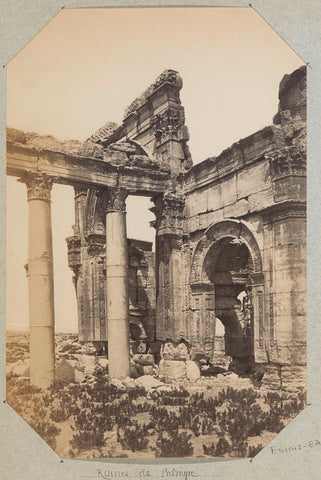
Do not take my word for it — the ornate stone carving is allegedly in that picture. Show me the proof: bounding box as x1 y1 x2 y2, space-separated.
86 234 106 257
101 187 128 213
151 191 185 233
19 172 54 202
74 187 88 197
66 236 81 275
266 145 306 179
257 290 264 347
190 220 263 287
269 292 274 346
262 203 306 225
151 107 184 143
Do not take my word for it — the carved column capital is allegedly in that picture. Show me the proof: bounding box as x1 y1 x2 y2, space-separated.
19 172 54 202
151 191 185 234
98 187 128 213
74 186 88 197
266 145 306 179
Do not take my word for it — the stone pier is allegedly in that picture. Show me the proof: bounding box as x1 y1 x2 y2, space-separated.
104 187 130 378
22 172 55 388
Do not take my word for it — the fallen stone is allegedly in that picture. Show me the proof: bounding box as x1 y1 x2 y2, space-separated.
161 341 189 361
97 358 108 369
133 354 155 366
142 365 154 376
75 369 85 383
122 377 136 389
158 359 187 382
135 375 164 390
12 359 30 377
55 359 75 385
79 354 96 375
186 360 201 381
110 378 126 391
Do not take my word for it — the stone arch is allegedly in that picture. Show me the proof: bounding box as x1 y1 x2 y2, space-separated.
188 219 266 368
126 139 150 157
190 219 262 286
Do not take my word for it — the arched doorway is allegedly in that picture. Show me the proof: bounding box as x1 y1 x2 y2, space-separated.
204 237 254 373
189 220 265 372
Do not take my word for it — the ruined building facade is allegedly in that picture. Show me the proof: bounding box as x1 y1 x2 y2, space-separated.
66 66 306 387
7 66 306 388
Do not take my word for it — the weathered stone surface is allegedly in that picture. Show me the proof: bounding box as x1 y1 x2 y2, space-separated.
158 359 187 382
55 359 75 385
281 365 306 392
133 354 155 366
261 365 282 390
79 355 96 375
186 360 201 381
12 359 30 377
142 365 154 376
161 341 189 361
122 376 136 389
135 375 164 390
73 368 84 383
97 358 108 369
110 378 127 390
8 67 306 390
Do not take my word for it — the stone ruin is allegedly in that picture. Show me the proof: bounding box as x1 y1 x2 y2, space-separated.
6 65 306 390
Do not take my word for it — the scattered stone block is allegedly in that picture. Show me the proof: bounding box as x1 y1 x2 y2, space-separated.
97 358 108 369
161 341 189 361
122 376 136 389
79 354 96 375
110 378 126 391
75 368 85 383
133 354 155 366
158 359 187 382
55 359 75 385
186 360 201 381
142 365 154 376
135 375 164 390
12 359 30 377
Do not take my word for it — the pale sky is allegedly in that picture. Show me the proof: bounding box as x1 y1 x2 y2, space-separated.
6 7 303 332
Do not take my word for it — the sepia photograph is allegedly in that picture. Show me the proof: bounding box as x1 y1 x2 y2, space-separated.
5 6 307 460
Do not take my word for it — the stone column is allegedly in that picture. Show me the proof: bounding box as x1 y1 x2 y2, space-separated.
103 187 130 378
21 172 55 388
151 192 185 342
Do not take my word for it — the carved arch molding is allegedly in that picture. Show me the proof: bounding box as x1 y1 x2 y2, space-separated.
190 219 263 287
187 220 267 362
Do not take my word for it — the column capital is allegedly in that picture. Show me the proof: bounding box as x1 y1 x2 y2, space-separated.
151 190 185 234
99 187 128 213
19 171 54 202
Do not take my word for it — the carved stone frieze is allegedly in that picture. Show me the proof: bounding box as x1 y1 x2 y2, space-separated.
151 107 184 143
266 145 306 179
19 171 54 202
262 202 306 225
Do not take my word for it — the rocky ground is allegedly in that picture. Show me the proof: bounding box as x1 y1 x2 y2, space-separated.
6 332 306 459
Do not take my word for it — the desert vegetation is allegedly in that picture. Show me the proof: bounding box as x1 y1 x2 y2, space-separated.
6 333 306 459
